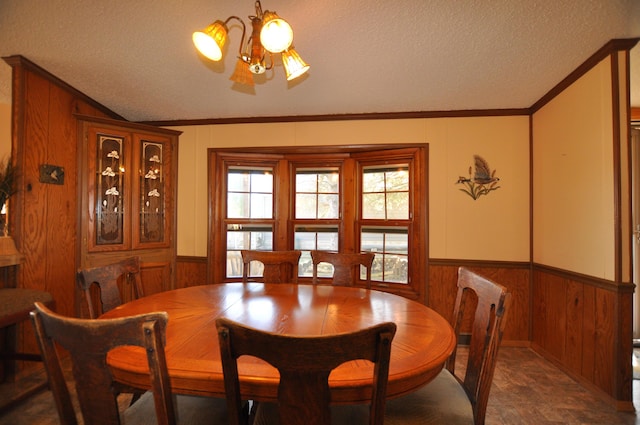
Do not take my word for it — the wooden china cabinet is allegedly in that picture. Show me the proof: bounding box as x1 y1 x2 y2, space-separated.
76 115 180 310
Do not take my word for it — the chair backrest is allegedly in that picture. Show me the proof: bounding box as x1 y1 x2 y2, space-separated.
447 267 511 425
30 302 176 425
217 317 396 425
241 250 301 284
76 256 144 318
310 250 375 288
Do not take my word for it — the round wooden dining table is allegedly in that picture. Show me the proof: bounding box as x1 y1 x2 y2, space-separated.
101 282 456 403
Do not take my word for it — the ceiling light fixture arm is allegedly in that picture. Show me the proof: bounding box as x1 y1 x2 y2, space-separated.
222 16 247 59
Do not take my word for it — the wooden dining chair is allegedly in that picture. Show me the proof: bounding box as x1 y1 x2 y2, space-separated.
30 302 229 425
310 250 375 288
76 256 145 319
216 317 396 425
384 267 511 425
241 250 301 284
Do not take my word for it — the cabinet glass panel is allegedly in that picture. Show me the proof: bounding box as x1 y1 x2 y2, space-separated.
139 141 164 243
96 135 125 245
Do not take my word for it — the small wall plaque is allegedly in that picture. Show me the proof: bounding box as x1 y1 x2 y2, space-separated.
39 164 64 185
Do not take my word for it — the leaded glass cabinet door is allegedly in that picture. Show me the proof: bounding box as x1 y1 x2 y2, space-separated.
86 125 132 252
132 133 173 249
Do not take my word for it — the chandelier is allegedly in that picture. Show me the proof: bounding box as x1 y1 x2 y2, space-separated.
192 1 310 86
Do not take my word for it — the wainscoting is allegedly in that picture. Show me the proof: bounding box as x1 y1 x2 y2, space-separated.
176 256 634 409
531 264 634 410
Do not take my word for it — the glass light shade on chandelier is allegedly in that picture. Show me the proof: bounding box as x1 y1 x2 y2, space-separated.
192 20 228 61
259 11 293 53
230 59 255 86
192 1 309 85
281 48 310 81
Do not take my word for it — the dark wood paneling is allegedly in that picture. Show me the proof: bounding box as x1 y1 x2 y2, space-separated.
428 261 530 344
581 285 596 383
593 287 615 395
531 265 633 409
139 262 171 296
6 56 120 377
45 83 77 316
565 280 584 376
176 256 207 288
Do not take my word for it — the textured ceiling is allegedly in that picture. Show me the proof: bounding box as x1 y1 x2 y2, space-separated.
0 0 639 123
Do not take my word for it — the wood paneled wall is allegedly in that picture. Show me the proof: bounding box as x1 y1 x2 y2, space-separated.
5 56 120 374
176 256 207 288
428 260 531 344
531 264 634 410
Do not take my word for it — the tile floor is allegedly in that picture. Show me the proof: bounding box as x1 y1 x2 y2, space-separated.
0 346 639 424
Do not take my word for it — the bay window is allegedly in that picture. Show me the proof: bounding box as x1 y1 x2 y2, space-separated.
208 145 427 300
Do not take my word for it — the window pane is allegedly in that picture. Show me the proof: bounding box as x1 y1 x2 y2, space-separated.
362 193 385 219
361 227 408 284
227 193 249 218
298 250 313 276
227 250 243 278
385 170 409 191
317 232 339 251
384 254 408 283
228 173 248 192
296 194 317 219
318 173 339 193
386 192 409 219
251 172 273 192
296 173 317 192
361 231 384 252
385 232 408 255
362 171 385 192
318 194 339 219
295 232 318 251
250 193 273 218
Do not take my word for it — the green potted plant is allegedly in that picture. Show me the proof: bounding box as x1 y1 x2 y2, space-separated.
0 157 19 257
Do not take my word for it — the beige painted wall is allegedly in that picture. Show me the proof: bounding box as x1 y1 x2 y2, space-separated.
170 115 530 261
533 57 616 280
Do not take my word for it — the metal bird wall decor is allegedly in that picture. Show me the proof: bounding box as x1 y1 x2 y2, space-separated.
456 155 500 200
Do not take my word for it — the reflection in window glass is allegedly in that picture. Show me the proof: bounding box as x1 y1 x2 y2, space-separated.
361 227 408 284
362 166 409 220
295 169 339 219
226 225 273 278
294 227 339 277
227 169 273 218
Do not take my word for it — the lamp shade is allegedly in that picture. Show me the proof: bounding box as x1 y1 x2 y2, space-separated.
282 48 310 81
230 59 255 86
192 20 228 61
260 11 293 53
